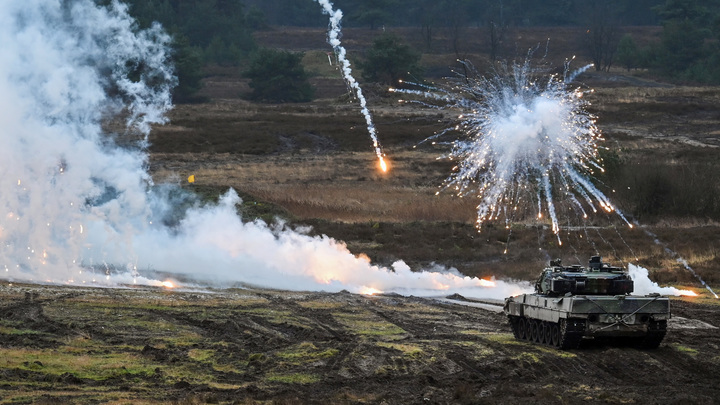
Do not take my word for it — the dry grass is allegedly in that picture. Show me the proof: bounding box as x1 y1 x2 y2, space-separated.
153 150 475 223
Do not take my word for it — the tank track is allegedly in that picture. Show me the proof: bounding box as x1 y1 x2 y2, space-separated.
635 320 667 349
508 316 585 349
509 316 668 349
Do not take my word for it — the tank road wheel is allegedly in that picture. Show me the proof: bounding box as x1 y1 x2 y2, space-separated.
518 317 528 340
539 322 548 345
545 322 554 345
529 319 540 343
544 322 553 345
550 323 561 347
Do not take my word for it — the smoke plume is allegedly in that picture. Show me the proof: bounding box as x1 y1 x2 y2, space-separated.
629 264 696 297
0 0 530 300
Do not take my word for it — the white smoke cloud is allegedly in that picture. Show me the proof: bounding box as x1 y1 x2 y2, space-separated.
629 264 697 296
0 0 529 300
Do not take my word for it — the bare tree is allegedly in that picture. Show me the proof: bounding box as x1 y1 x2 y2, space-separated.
584 1 620 72
488 20 506 62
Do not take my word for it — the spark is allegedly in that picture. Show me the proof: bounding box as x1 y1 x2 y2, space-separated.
395 59 628 239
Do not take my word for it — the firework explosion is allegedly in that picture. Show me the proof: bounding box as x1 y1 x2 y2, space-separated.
394 59 632 243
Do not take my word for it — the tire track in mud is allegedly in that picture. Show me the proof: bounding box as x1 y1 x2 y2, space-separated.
255 293 359 372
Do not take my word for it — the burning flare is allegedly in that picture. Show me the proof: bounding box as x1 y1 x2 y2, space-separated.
359 286 382 296
379 156 388 173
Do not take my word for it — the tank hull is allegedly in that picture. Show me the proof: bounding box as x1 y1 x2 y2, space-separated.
503 293 670 349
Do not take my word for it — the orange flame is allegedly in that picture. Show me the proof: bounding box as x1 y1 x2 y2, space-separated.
478 278 496 288
359 286 382 296
161 280 176 289
379 156 388 172
679 290 698 297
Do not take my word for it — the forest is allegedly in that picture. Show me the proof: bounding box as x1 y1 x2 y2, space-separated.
116 0 720 99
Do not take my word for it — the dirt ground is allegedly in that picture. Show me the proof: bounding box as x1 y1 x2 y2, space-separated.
1 282 719 404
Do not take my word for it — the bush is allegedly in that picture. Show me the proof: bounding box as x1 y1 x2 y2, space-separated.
358 33 423 85
243 48 315 103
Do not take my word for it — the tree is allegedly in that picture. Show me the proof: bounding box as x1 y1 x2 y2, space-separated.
243 48 315 103
584 1 621 72
615 34 639 71
349 0 396 30
246 5 268 30
654 0 712 79
411 0 441 51
172 35 204 102
441 0 472 57
357 33 423 84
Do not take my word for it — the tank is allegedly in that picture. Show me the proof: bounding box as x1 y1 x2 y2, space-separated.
503 256 670 349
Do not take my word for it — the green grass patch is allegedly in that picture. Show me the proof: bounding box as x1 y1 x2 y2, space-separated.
332 312 406 338
512 352 542 364
188 349 215 362
377 342 424 357
484 332 529 345
158 332 205 347
296 301 344 310
672 343 699 356
0 347 158 381
266 372 320 384
452 341 495 358
0 326 44 335
275 342 339 365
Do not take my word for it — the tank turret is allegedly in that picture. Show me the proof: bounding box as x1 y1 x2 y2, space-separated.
534 256 634 296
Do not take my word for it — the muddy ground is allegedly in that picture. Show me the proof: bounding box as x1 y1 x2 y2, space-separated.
0 282 718 404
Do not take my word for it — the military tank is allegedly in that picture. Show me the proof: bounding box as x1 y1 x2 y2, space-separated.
503 256 670 349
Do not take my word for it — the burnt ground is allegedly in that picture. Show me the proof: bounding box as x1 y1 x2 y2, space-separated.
0 282 718 404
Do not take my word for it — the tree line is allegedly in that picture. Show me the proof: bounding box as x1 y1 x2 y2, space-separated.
243 0 664 28
117 0 720 101
617 0 720 84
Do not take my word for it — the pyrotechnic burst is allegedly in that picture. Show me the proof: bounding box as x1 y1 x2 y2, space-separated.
394 59 632 243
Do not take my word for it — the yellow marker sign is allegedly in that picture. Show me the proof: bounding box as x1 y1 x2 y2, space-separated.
188 175 195 183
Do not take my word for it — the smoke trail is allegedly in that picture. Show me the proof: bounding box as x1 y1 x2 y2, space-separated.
313 0 387 171
638 225 718 298
394 60 632 240
0 0 530 300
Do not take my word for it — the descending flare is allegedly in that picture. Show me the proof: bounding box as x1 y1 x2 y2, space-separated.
379 156 388 172
313 0 388 172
